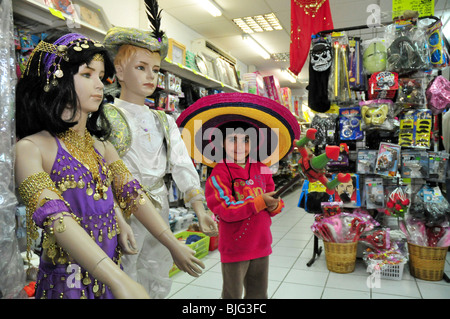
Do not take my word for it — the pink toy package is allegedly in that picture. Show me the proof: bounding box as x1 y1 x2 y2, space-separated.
263 75 282 104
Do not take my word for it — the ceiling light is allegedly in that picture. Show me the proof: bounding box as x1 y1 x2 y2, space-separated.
200 0 222 17
233 12 283 33
272 52 290 62
242 35 270 60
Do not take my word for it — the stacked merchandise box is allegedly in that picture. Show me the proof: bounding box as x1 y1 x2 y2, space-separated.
242 72 267 97
263 75 282 104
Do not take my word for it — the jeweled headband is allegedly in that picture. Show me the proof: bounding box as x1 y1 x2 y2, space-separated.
23 33 105 92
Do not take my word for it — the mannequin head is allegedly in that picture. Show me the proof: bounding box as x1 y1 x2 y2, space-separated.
114 45 161 103
16 32 115 139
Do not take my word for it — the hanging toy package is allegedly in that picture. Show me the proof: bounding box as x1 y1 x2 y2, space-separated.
310 114 338 146
356 149 378 174
409 185 450 227
385 19 428 75
424 19 449 70
401 149 429 179
397 77 426 107
347 36 365 91
428 151 449 183
362 38 388 75
308 35 333 113
364 177 385 209
426 75 450 115
328 32 353 104
368 71 398 100
359 99 395 131
375 142 401 177
339 106 363 140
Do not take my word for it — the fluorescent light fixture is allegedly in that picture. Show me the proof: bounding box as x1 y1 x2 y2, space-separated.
242 35 270 60
233 13 283 33
281 69 298 83
200 0 222 17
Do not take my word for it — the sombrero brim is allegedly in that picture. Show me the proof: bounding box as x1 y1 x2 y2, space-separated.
176 92 301 167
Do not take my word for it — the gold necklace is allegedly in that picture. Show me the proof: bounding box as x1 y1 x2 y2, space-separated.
57 128 108 200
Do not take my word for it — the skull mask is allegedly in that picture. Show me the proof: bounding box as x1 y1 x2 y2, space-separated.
310 42 332 72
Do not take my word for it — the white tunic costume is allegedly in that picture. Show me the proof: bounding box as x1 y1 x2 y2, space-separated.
106 98 204 298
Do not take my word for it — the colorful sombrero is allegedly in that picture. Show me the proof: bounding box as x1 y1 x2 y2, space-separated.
176 92 301 167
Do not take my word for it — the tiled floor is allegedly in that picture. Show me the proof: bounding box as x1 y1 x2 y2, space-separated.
168 191 450 299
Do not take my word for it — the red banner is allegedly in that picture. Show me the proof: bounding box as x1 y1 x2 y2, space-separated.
289 0 334 75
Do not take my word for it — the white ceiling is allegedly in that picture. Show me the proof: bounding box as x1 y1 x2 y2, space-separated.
158 0 450 90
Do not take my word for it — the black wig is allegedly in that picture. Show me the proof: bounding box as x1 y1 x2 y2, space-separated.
16 31 115 140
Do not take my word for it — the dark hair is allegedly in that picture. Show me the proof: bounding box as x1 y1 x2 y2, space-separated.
16 31 115 140
215 121 260 163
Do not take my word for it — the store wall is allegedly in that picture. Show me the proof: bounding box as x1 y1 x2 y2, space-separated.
91 0 249 77
94 0 141 28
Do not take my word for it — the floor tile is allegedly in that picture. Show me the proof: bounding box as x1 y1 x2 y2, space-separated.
168 191 450 299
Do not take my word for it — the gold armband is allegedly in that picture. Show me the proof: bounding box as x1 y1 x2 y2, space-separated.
109 160 147 218
18 171 61 214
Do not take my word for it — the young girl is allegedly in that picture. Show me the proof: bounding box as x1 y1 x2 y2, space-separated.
205 121 284 299
15 32 201 299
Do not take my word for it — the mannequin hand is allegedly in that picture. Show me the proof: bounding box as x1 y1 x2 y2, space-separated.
109 274 150 299
197 213 218 237
171 242 205 277
117 221 138 255
262 191 280 211
191 200 218 237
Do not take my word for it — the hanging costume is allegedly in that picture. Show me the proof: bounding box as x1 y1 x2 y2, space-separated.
289 0 334 75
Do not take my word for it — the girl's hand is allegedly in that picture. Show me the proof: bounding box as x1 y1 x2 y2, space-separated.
262 191 280 211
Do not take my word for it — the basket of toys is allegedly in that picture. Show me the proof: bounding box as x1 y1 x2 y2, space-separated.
364 242 408 281
312 211 366 273
400 185 450 281
408 242 448 281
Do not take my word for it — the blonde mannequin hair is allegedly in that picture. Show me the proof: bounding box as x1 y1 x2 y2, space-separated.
114 44 160 69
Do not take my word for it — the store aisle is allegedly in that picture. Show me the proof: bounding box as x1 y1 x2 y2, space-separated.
168 191 450 299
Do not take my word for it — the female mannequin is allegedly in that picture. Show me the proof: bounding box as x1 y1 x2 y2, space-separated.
15 32 201 299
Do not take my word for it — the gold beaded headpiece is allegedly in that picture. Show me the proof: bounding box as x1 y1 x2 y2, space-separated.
23 33 105 92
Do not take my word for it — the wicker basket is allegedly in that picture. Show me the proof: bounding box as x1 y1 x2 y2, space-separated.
324 241 358 273
408 242 448 281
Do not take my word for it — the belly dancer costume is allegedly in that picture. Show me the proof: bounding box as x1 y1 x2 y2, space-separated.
18 129 146 299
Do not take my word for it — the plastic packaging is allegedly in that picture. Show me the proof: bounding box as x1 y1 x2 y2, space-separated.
385 21 428 74
359 99 395 131
0 0 26 299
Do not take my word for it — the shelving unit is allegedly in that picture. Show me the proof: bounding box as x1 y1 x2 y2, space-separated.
12 0 111 41
161 58 241 93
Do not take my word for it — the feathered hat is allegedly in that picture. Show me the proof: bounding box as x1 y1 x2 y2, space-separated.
103 0 168 59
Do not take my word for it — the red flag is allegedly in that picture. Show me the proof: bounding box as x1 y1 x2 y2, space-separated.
289 0 334 75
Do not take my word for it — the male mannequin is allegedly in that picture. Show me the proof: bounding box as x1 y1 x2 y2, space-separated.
103 1 217 298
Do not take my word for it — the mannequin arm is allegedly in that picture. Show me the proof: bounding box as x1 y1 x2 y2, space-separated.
113 200 138 255
104 142 205 277
191 200 218 237
52 213 147 298
132 198 205 276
